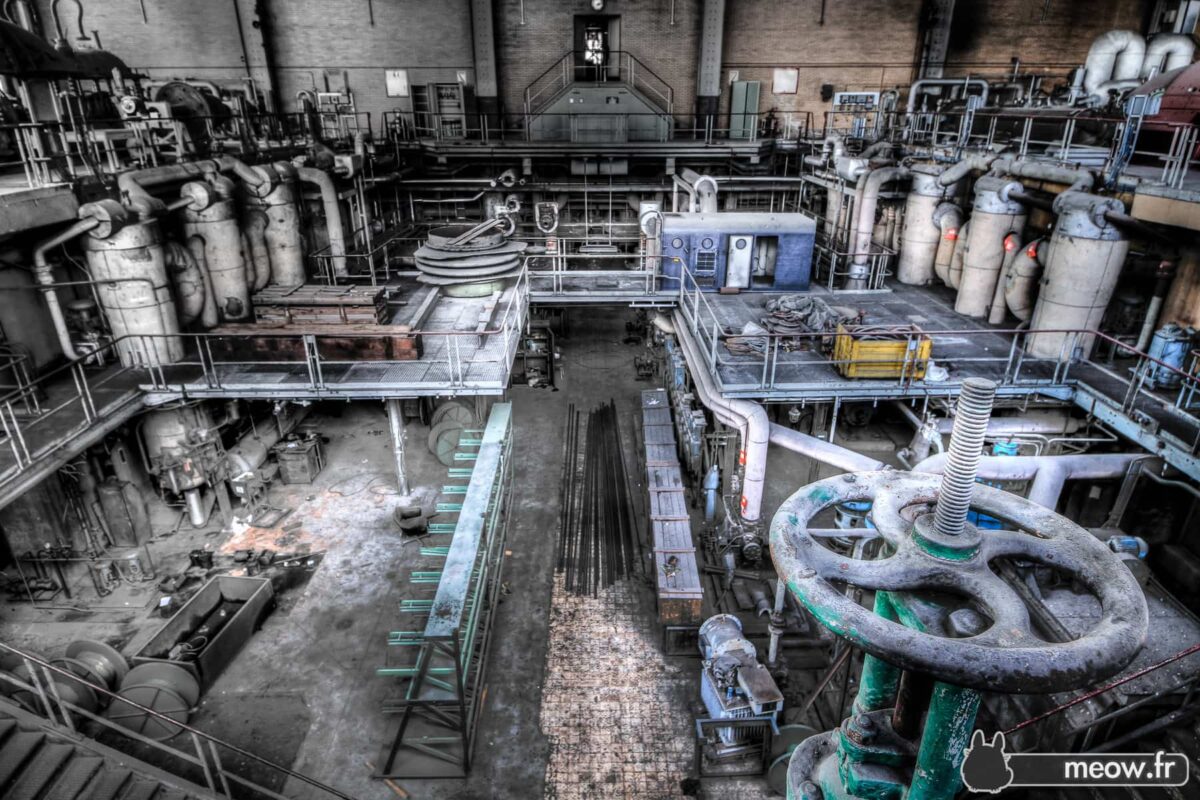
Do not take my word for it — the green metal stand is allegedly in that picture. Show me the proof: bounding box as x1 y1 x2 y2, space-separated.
374 402 513 779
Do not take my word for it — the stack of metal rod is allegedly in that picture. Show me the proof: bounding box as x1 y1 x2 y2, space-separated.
557 400 641 596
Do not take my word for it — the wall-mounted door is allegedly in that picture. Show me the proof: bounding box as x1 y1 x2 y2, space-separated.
726 235 753 289
730 80 760 139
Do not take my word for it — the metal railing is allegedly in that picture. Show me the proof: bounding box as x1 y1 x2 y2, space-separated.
0 337 140 486
524 250 660 300
0 641 355 800
675 266 1200 429
818 107 1200 191
523 50 674 117
811 233 895 292
381 109 809 146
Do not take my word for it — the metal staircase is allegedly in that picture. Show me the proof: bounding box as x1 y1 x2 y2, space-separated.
522 50 675 118
0 703 211 800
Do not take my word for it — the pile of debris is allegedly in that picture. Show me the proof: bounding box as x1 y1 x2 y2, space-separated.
726 295 862 356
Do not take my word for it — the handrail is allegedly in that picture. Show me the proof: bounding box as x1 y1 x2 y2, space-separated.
0 640 357 800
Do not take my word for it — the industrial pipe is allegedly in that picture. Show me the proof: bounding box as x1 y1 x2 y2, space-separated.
948 217 971 289
767 423 885 472
226 405 312 476
988 231 1023 324
906 78 990 114
297 166 348 277
937 153 998 187
848 166 908 289
672 311 767 523
932 202 963 286
991 158 1095 193
1141 33 1197 78
117 156 273 214
1004 238 1044 321
679 168 719 213
1135 260 1178 352
912 451 1146 509
33 216 102 361
1083 30 1146 97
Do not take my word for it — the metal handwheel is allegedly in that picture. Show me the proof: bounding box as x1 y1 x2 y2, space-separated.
770 470 1149 693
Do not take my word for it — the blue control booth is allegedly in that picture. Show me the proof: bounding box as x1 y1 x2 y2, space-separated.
659 212 817 292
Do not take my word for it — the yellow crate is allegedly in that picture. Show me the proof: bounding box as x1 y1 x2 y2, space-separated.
832 324 933 379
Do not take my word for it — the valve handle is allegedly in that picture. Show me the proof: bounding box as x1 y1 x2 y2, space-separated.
770 471 1148 693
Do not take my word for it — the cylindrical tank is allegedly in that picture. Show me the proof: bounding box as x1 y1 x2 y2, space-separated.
97 478 151 547
1145 323 1194 388
243 162 306 286
1027 193 1129 359
897 169 946 285
182 177 251 321
956 178 1026 318
932 202 962 286
141 401 214 492
82 218 184 367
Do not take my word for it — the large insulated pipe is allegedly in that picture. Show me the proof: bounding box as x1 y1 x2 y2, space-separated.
33 215 105 361
1004 238 1044 322
672 311 766 523
848 166 908 289
245 162 306 286
680 168 720 213
988 231 1023 324
937 153 998 187
768 423 885 472
181 176 252 321
913 451 1147 510
1083 30 1146 97
1135 260 1177 352
932 203 963 287
297 166 347 278
163 240 208 327
117 155 273 214
1027 192 1129 359
990 158 1095 193
948 218 971 290
81 205 184 367
897 168 946 285
226 405 312 475
955 177 1026 318
1141 33 1197 78
905 78 990 114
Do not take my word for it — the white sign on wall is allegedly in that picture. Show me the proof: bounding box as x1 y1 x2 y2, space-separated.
385 69 409 97
773 67 799 95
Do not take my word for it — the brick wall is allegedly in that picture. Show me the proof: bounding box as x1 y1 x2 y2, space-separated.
32 0 272 98
494 0 701 120
721 0 923 130
33 0 475 126
945 0 1151 75
30 0 1162 136
267 0 474 126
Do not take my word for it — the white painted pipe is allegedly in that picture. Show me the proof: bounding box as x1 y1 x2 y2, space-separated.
912 452 1145 509
932 203 963 286
33 216 101 360
672 310 767 523
768 423 885 473
1004 238 1044 322
297 166 347 277
849 166 908 289
1083 30 1146 97
1141 33 1197 78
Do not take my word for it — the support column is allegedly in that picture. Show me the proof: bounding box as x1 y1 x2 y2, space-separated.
470 0 501 126
386 399 409 496
918 0 957 79
696 0 726 121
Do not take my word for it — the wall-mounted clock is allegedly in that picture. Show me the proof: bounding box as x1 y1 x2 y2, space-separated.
591 0 606 11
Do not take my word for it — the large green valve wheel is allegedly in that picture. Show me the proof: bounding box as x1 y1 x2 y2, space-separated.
770 470 1149 800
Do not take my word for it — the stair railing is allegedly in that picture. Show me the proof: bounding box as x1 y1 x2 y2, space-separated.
0 640 358 800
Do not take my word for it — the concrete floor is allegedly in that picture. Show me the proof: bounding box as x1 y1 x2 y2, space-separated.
0 306 929 800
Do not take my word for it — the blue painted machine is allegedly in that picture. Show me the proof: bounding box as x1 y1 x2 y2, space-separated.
660 212 817 292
